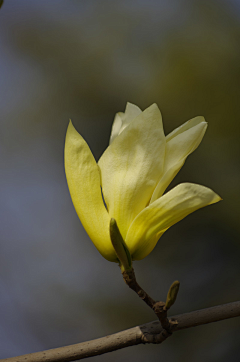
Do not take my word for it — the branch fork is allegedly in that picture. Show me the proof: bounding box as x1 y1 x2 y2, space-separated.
122 268 179 343
109 218 180 343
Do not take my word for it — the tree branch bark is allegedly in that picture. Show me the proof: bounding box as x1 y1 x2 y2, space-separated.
122 268 179 339
1 301 240 362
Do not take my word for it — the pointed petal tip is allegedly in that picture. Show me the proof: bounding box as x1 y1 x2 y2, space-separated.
208 189 222 204
65 121 79 146
66 120 82 142
202 119 208 129
125 102 142 114
66 119 75 132
190 116 207 127
188 116 208 133
198 115 206 122
126 101 137 107
148 102 159 110
143 103 162 120
125 101 158 111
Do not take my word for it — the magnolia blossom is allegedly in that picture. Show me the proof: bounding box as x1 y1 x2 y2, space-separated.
64 103 221 262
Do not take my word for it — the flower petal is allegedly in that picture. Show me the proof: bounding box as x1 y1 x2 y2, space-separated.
151 117 207 203
166 116 205 141
64 121 116 262
99 104 166 239
110 102 142 144
126 183 221 260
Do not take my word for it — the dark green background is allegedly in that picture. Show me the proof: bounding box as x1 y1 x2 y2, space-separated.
0 1 240 360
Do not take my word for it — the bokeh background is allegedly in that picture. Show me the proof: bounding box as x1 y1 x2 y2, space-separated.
1 0 240 361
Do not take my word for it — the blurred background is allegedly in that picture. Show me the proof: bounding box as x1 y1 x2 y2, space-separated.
0 0 240 361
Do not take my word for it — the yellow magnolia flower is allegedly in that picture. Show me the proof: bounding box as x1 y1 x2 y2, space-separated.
64 103 221 263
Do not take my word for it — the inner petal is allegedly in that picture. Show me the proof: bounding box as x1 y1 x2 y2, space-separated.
98 104 166 239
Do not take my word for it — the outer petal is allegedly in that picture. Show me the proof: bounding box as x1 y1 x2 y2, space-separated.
126 183 221 260
110 102 142 144
150 117 207 203
166 116 205 141
99 104 166 239
64 121 117 262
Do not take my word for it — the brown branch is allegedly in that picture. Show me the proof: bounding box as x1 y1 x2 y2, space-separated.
1 301 240 362
122 268 178 336
122 268 156 308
